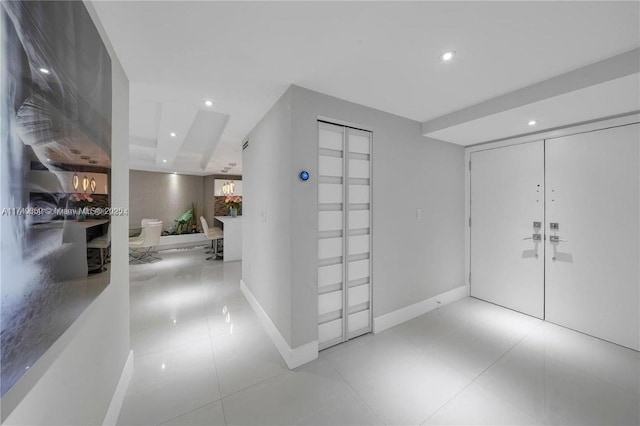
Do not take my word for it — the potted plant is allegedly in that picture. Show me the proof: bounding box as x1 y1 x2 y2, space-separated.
225 196 242 217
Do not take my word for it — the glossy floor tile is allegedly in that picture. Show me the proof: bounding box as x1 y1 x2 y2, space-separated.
119 248 640 425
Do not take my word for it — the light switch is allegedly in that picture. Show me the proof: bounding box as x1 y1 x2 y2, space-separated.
416 209 422 220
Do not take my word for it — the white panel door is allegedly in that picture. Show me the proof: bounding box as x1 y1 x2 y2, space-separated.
345 127 371 339
545 124 639 350
317 122 345 349
317 122 372 350
471 141 545 318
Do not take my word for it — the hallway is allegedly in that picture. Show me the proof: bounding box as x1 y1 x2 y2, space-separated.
119 249 639 426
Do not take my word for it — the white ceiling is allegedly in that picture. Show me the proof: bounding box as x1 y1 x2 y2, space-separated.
426 73 640 145
92 1 640 174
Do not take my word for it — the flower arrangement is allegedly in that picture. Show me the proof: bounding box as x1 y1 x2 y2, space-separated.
69 193 93 221
69 192 93 204
224 195 242 209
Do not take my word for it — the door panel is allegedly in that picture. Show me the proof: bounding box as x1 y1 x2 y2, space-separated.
545 124 639 350
317 123 345 349
471 141 545 318
318 123 372 350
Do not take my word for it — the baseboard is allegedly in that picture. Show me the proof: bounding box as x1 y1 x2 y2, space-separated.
103 350 134 426
240 280 318 369
373 285 468 334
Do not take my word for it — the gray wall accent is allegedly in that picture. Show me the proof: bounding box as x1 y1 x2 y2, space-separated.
3 3 131 422
422 48 640 135
129 170 204 230
290 85 465 347
243 84 465 350
243 88 293 345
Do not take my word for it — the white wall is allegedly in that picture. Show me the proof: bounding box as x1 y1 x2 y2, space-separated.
1 2 130 423
242 88 293 345
243 84 465 351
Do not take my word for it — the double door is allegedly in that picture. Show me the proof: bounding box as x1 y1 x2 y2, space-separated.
471 123 639 350
317 121 372 350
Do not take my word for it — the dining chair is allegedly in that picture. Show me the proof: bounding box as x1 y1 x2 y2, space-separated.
88 224 111 272
200 216 223 261
129 221 163 263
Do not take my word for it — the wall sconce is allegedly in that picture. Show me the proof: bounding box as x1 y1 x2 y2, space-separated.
82 175 89 192
72 173 79 190
90 177 96 193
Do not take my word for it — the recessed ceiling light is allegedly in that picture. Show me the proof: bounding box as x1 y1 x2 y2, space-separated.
163 159 167 163
204 100 213 107
39 68 50 74
220 170 228 173
528 120 537 126
441 51 455 62
228 162 237 166
81 155 90 160
170 132 176 137
89 160 97 164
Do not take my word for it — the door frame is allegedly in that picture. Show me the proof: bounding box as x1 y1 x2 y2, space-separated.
464 112 640 299
317 118 374 350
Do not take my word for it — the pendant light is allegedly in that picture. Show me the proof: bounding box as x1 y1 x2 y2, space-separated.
90 177 96 193
82 175 89 192
70 149 81 190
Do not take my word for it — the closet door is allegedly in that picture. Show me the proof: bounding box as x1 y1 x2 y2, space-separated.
545 124 639 350
470 141 545 318
346 128 372 339
317 122 372 350
318 122 346 350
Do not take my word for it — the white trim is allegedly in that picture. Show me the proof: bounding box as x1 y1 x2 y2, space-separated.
317 115 373 132
102 350 133 426
240 280 318 369
466 112 640 153
373 285 468 333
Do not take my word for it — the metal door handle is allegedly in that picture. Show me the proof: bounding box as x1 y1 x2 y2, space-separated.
524 234 542 241
549 235 567 243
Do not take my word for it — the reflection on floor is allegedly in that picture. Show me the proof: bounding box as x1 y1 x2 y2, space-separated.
120 249 640 426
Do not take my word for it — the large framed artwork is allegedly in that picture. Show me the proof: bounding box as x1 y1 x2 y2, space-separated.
1 1 112 397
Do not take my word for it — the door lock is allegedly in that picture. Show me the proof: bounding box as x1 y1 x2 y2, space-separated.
550 222 559 230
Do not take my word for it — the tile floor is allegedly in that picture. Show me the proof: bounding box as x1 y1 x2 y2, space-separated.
119 248 640 426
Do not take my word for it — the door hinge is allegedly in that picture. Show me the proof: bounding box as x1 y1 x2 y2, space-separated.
469 160 472 171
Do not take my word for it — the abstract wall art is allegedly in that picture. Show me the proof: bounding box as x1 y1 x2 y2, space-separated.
1 0 112 397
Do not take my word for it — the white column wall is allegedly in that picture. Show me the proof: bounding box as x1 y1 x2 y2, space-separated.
242 88 293 346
